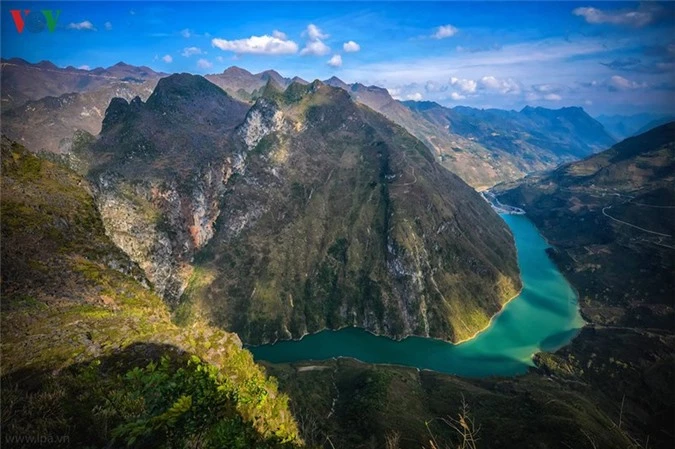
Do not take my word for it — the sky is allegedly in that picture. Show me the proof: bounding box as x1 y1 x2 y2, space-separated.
2 1 675 115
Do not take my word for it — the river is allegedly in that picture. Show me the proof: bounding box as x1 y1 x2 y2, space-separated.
249 214 585 377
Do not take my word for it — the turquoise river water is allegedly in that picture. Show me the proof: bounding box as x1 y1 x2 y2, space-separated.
249 214 585 377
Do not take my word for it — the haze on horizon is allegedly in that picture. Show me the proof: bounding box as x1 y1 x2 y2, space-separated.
2 1 674 116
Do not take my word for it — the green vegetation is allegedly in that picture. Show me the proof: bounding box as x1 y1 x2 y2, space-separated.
4 352 298 448
0 138 302 447
264 358 635 449
188 82 521 344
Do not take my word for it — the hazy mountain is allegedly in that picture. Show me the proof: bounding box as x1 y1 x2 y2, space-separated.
633 115 675 136
409 102 615 160
596 112 675 140
0 59 163 154
0 58 163 110
78 77 521 346
325 77 615 189
205 66 307 102
1 81 158 154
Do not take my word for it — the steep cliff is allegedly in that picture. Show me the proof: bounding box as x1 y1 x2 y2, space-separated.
81 74 249 302
0 137 302 447
184 81 521 344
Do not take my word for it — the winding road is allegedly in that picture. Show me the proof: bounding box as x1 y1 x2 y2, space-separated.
601 205 672 238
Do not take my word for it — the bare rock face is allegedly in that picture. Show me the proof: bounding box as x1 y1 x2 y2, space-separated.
79 74 249 302
238 98 285 150
92 158 236 302
94 173 183 299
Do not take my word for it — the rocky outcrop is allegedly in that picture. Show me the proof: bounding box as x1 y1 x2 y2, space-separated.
93 157 235 302
238 98 285 150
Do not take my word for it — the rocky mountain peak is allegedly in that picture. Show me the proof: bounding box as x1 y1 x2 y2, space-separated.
222 66 254 77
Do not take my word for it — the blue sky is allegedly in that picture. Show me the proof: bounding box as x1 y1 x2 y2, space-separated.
2 1 674 115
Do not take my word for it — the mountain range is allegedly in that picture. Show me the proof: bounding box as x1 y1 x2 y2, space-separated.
2 58 673 448
596 112 675 140
72 74 521 345
2 60 616 189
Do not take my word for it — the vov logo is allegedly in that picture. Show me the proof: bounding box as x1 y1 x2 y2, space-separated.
10 9 61 33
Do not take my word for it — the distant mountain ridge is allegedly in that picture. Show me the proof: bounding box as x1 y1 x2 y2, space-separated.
205 66 308 102
0 57 164 110
596 112 675 140
1 60 616 189
322 75 615 188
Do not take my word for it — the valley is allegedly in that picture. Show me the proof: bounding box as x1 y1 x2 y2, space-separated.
1 55 673 449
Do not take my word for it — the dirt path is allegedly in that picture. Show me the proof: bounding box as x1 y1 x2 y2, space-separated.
602 205 672 238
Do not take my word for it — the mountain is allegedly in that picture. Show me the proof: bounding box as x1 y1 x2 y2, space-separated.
205 66 307 102
325 77 615 189
596 112 675 140
497 122 675 328
496 121 675 325
0 58 163 110
324 79 529 188
1 81 157 154
0 59 162 154
409 102 615 163
633 115 675 136
77 74 250 302
494 123 675 449
78 77 521 346
0 137 301 447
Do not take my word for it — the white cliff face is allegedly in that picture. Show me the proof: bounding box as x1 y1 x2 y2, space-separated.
93 159 235 303
95 173 178 299
238 99 285 151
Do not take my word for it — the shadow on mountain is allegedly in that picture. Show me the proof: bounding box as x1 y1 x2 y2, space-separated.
1 342 298 449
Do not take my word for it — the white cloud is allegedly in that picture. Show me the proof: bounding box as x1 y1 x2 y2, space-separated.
301 40 331 56
215 56 224 63
341 37 618 86
104 21 112 31
608 75 647 90
211 34 298 55
479 76 522 94
78 65 91 70
406 92 423 101
544 93 562 101
67 21 96 31
272 30 287 40
450 77 477 94
305 24 328 41
197 59 213 69
181 47 203 57
424 81 448 93
450 92 466 100
343 41 360 53
181 28 191 38
327 54 343 67
532 84 558 93
162 54 173 63
572 6 656 28
300 24 331 56
433 24 459 39
387 88 401 99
